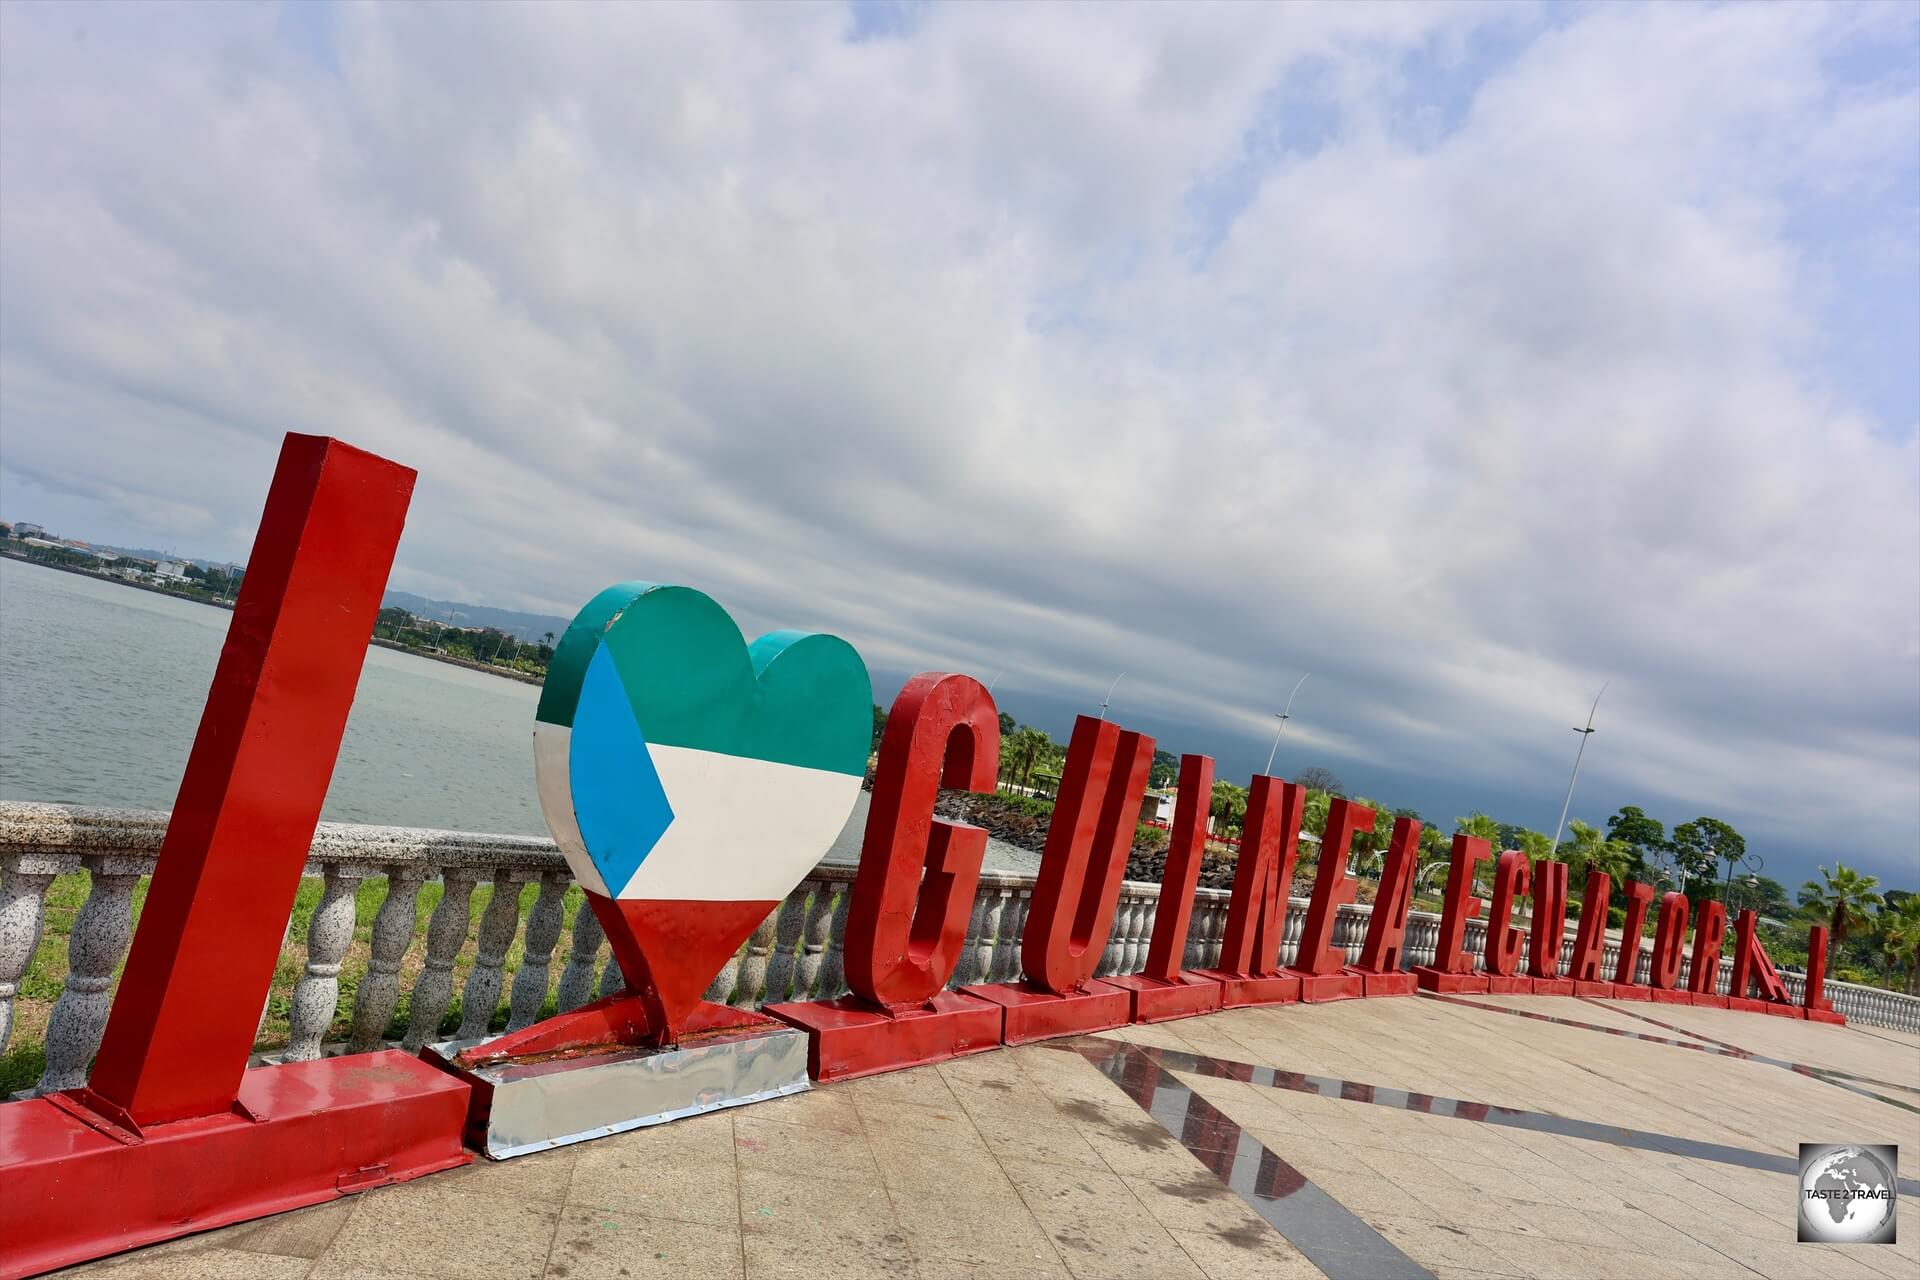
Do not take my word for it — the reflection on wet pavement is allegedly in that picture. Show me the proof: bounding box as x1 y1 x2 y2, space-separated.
1062 1037 1438 1280
1062 1036 1920 1200
1424 992 1920 1114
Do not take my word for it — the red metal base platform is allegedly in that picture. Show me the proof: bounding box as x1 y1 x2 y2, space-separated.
1762 1002 1807 1019
959 979 1130 1045
0 1051 470 1280
1346 968 1417 997
1484 974 1531 994
1190 969 1300 1009
1610 983 1652 1001
1805 1008 1845 1025
1572 980 1615 998
1691 993 1731 1010
1103 972 1224 1023
1282 969 1362 1003
1648 987 1693 1004
764 990 1004 1081
1412 968 1490 994
1727 996 1767 1014
1528 977 1574 997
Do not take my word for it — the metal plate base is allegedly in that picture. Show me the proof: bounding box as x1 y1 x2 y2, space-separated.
423 1022 810 1160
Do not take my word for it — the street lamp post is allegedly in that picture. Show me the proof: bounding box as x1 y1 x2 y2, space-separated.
1548 680 1608 859
1098 672 1126 721
1264 672 1311 776
1722 851 1763 913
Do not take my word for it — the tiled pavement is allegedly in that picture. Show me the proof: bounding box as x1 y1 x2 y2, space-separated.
59 996 1920 1279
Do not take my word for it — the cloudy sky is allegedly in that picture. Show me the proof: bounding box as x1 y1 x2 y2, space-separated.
3 1 1915 888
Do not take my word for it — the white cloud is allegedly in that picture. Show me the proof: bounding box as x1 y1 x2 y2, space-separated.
2 0 1915 881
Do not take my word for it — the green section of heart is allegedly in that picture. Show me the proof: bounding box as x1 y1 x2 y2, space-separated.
535 581 871 778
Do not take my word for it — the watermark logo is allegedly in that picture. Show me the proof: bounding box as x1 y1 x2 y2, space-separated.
1799 1144 1897 1244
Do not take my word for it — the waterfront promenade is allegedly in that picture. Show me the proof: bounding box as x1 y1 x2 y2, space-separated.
59 993 1920 1280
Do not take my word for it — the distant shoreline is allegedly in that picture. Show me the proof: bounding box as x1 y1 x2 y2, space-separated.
2 549 545 688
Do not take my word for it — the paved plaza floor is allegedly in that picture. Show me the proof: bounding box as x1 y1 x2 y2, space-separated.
60 994 1920 1279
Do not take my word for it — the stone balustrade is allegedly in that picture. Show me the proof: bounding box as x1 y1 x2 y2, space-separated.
4 800 1916 1099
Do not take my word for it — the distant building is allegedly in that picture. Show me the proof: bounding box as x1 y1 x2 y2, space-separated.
22 537 61 550
13 522 46 540
1139 791 1176 825
154 560 191 581
87 549 119 563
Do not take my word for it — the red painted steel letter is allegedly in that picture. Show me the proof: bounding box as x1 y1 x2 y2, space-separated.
1648 893 1690 990
1295 798 1372 976
1687 899 1728 996
1356 818 1421 974
1613 880 1657 985
1568 872 1611 982
1139 754 1215 982
1483 851 1532 977
86 436 413 1126
1526 859 1570 979
844 673 999 1007
1021 716 1155 993
1427 836 1492 973
1729 908 1791 1003
1804 925 1835 1014
1216 776 1306 976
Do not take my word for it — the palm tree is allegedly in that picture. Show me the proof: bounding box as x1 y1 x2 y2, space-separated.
1798 864 1883 965
1004 727 1052 792
1210 780 1248 840
1563 820 1632 887
1454 812 1500 844
1512 829 1553 860
1875 896 1920 994
1302 790 1332 838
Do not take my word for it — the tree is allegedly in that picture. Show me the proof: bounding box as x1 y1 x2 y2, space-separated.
1347 799 1395 870
998 711 1016 738
1874 895 1920 994
1454 812 1500 844
1668 818 1743 896
1563 820 1631 887
543 631 555 648
1747 876 1791 918
1605 806 1667 883
1005 727 1052 791
1149 749 1179 790
871 704 887 754
1798 864 1883 965
1301 789 1332 838
1295 766 1344 796
1512 829 1553 860
1209 780 1248 839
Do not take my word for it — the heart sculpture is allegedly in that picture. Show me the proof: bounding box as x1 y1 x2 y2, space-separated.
530 582 871 1044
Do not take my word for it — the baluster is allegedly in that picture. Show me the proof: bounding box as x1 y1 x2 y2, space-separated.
507 872 570 1031
1185 895 1214 969
1097 897 1128 978
735 910 780 1007
1127 893 1153 970
458 870 531 1039
949 884 994 988
556 895 605 1012
704 942 744 1003
1198 900 1226 969
816 886 855 1000
348 866 426 1052
762 889 811 1005
0 853 71 1058
284 862 374 1061
1281 899 1307 966
403 868 479 1051
796 883 838 1001
968 884 1009 990
600 941 627 998
996 889 1033 981
34 855 143 1094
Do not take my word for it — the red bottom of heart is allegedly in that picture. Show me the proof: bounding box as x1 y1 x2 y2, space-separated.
589 894 784 1041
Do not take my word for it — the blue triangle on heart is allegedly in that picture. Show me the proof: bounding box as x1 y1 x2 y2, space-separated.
571 644 676 896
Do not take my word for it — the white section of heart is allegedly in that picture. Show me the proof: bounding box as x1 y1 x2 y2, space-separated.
533 722 607 896
615 743 860 901
533 722 862 903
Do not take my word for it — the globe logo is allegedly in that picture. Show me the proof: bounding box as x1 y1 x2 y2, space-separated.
1799 1144 1897 1244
